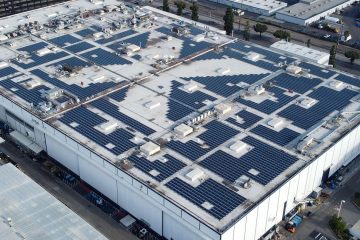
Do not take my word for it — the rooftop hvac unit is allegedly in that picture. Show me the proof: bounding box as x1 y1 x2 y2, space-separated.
174 123 193 137
140 141 160 156
214 103 232 115
185 168 204 182
235 175 251 189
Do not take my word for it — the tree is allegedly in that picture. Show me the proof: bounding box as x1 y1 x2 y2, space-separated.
273 30 291 41
175 1 186 16
162 0 169 12
190 1 199 21
307 39 311 48
344 50 360 64
329 45 337 67
253 23 267 37
223 7 234 36
243 21 251 40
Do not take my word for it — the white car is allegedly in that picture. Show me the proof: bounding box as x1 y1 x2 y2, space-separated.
323 34 331 39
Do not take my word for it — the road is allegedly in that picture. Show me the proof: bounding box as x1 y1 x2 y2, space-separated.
285 156 360 240
0 141 137 240
144 0 360 76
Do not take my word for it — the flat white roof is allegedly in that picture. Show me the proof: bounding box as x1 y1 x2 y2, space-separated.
213 0 287 11
0 163 108 240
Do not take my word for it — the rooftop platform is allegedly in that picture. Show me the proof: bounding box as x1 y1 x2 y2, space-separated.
0 0 360 232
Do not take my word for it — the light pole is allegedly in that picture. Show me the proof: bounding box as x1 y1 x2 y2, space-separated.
337 200 345 218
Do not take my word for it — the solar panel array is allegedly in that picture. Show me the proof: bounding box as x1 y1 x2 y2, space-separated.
128 154 186 182
250 125 300 146
75 28 96 37
278 87 357 130
335 74 360 88
166 99 195 121
200 136 298 185
237 86 298 114
0 66 18 78
49 34 81 47
108 32 150 51
165 178 246 219
81 48 132 66
299 62 336 79
59 106 136 155
272 73 322 94
65 42 95 53
96 29 137 45
226 110 263 129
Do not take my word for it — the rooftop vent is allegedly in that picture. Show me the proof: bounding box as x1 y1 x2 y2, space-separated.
144 101 161 110
229 141 247 153
140 141 160 156
286 65 302 74
214 103 232 115
235 175 251 189
329 80 343 89
300 98 316 108
100 121 118 132
174 123 193 138
185 168 204 182
268 118 283 128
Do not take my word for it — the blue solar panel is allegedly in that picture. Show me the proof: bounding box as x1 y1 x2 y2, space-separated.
59 106 136 155
179 38 212 59
183 73 268 97
166 99 195 121
96 29 137 45
0 66 18 78
165 178 245 219
278 87 358 130
250 125 300 146
31 69 117 99
129 154 186 182
75 28 96 37
167 121 239 160
189 26 205 35
226 110 263 129
49 34 81 47
299 62 336 79
18 42 48 53
200 136 298 185
65 42 95 53
81 48 132 66
90 98 156 136
237 87 298 114
0 78 49 105
108 32 150 51
335 74 360 88
169 81 216 109
108 87 128 102
49 57 90 68
13 49 69 69
271 73 322 94
55 96 70 103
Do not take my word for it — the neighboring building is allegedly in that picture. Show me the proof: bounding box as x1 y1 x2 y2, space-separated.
207 0 287 16
0 163 108 240
270 40 330 65
0 0 69 18
276 0 357 25
0 1 360 240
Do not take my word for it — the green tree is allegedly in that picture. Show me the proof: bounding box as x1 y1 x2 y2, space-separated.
329 215 349 239
223 7 234 36
307 39 311 48
190 1 199 21
344 50 360 64
175 1 186 16
273 30 291 41
243 21 251 40
329 45 337 66
253 23 267 37
162 0 169 12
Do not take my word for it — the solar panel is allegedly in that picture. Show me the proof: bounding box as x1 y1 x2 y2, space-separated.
90 98 156 136
167 121 239 160
165 178 246 219
129 154 186 182
75 28 96 37
169 81 216 109
96 29 137 45
271 73 322 94
13 50 69 69
166 99 195 121
199 136 298 185
0 66 18 78
108 32 150 51
226 110 263 129
250 125 300 146
49 34 81 47
278 87 358 130
237 86 298 114
335 74 360 88
65 42 95 53
80 48 132 66
183 73 268 97
179 38 212 59
18 42 48 53
49 57 90 68
31 69 117 99
59 106 136 155
108 87 128 102
299 62 336 79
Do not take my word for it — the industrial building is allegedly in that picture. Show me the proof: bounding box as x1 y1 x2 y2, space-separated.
276 0 357 25
0 163 107 240
0 1 360 240
0 0 69 18
207 0 287 16
270 40 330 65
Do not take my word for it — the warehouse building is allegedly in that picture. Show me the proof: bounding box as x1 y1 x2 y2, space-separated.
0 0 69 18
0 163 107 240
0 1 360 240
207 0 287 16
270 40 330 65
276 0 357 25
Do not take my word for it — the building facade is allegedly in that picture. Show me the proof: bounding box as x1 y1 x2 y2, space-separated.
0 0 68 17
